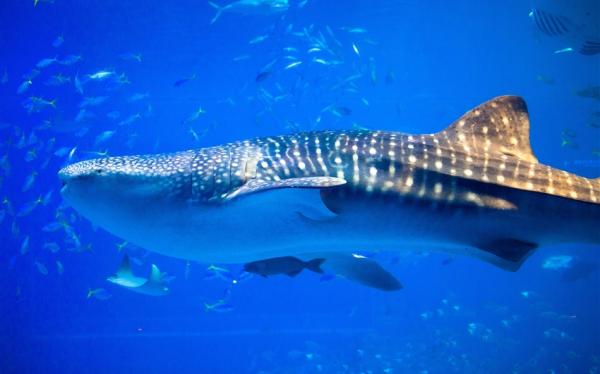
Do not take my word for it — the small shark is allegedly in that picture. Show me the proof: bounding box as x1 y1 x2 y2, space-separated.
59 96 600 291
106 254 170 296
208 0 288 24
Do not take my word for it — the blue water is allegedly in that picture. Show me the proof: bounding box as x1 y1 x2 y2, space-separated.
1 0 599 372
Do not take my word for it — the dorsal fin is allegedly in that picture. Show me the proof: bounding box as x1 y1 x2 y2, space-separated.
116 254 133 277
436 96 539 163
149 264 162 283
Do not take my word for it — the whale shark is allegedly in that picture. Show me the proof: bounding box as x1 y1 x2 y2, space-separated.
59 96 600 290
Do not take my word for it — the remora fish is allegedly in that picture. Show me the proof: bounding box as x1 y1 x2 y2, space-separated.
244 256 325 277
59 96 600 291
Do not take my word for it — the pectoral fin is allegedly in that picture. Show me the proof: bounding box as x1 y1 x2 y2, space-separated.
224 177 346 201
225 177 343 222
473 238 538 271
286 269 303 277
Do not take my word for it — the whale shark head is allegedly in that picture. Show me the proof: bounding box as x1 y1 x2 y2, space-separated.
59 151 195 230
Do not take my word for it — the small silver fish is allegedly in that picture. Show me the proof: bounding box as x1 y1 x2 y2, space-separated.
119 52 142 62
127 93 149 102
16 197 43 217
22 171 38 192
79 96 108 108
36 57 58 69
204 299 234 313
554 47 574 54
283 61 302 70
189 127 200 142
94 130 116 146
340 26 368 33
45 73 71 86
107 111 120 120
74 73 84 95
42 221 68 232
60 55 82 65
54 146 70 157
43 242 61 253
88 70 114 80
34 261 49 275
118 113 141 126
20 236 30 255
42 190 53 205
17 80 32 95
52 35 64 48
87 288 112 300
249 34 269 44
182 106 206 125
75 109 94 123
